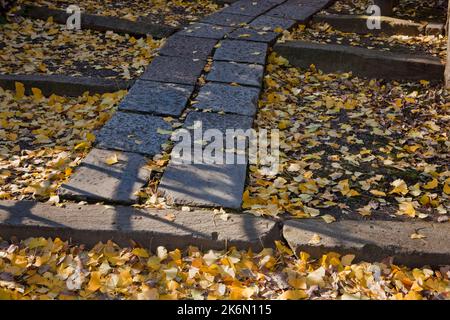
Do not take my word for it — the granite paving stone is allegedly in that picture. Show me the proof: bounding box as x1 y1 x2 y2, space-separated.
118 80 193 117
201 12 254 27
206 61 264 87
96 111 172 156
158 35 218 60
249 15 297 32
213 40 268 64
58 148 151 204
177 23 234 40
140 55 205 85
194 82 260 116
183 110 254 134
221 0 276 17
227 27 279 43
266 0 332 22
158 162 248 209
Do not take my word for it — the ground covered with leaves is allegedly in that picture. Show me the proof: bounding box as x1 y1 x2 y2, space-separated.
244 53 449 222
324 0 448 23
283 23 447 60
0 86 126 200
0 236 448 300
24 0 222 27
0 17 162 79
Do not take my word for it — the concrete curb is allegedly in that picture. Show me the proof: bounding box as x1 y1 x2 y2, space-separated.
283 219 450 267
0 201 281 251
20 5 177 38
0 74 132 96
313 13 425 36
274 40 444 81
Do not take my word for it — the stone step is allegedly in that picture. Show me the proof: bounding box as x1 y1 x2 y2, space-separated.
274 40 445 81
58 148 151 204
95 111 172 156
283 219 450 267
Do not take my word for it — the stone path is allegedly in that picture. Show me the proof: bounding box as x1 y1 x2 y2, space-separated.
60 0 333 208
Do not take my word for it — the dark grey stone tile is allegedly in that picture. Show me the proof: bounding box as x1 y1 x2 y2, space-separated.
183 110 254 133
201 12 253 27
118 80 193 117
266 0 332 22
206 61 264 87
214 40 268 64
195 82 260 116
227 27 279 43
158 35 218 60
140 56 205 85
158 162 248 209
177 23 234 39
221 0 276 17
249 15 297 32
59 148 151 204
96 112 172 156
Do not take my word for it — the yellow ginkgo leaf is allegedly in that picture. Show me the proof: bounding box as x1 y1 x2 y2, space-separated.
87 272 102 292
423 178 438 190
31 87 43 102
105 153 119 165
390 179 408 195
15 82 25 99
444 183 450 195
397 202 416 217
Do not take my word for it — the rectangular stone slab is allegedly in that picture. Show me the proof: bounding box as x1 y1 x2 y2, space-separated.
184 110 254 134
221 0 276 16
201 12 253 27
194 82 260 116
167 111 254 175
214 40 268 64
0 200 281 251
266 0 332 22
118 80 193 117
158 162 249 209
58 149 151 204
283 219 450 267
206 61 264 87
158 35 218 60
177 23 234 39
227 27 279 44
249 15 297 32
95 112 172 156
140 56 205 85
